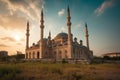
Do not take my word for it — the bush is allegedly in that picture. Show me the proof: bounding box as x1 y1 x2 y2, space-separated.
0 66 21 80
62 59 68 63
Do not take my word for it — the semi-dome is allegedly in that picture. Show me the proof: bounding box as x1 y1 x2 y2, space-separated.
37 38 48 43
54 32 68 40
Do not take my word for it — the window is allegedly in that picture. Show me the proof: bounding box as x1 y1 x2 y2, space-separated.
33 52 35 59
37 52 39 59
54 51 56 58
29 52 31 59
58 50 62 59
65 50 67 53
26 53 28 59
45 52 48 58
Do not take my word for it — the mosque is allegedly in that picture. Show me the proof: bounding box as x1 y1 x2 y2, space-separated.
25 6 93 63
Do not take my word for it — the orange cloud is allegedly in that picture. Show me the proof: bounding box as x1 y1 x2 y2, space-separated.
0 44 10 47
0 0 44 30
0 0 45 55
0 37 16 42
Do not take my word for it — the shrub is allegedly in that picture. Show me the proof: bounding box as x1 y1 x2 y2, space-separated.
62 59 68 63
0 66 21 80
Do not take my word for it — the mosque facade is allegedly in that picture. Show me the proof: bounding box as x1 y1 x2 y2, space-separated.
25 6 93 63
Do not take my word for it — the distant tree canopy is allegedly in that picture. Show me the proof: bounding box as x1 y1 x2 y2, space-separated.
9 54 25 60
0 54 25 62
103 56 120 60
0 55 8 61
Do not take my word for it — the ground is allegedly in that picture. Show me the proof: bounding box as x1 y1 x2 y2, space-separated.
0 62 120 80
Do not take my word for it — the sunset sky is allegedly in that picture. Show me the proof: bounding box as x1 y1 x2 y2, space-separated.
0 0 120 56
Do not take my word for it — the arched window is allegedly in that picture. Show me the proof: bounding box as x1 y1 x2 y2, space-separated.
65 50 67 53
37 51 39 59
33 52 35 59
65 50 68 58
45 52 47 58
58 50 62 59
26 53 28 59
54 51 56 58
73 47 75 53
29 52 31 59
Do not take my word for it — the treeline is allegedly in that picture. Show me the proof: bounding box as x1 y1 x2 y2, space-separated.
92 56 120 64
103 56 120 60
0 54 25 62
94 56 120 61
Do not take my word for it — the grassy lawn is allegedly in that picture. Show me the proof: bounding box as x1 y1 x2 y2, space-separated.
0 62 120 80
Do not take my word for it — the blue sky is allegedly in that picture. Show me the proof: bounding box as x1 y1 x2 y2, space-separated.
0 0 120 56
43 0 120 56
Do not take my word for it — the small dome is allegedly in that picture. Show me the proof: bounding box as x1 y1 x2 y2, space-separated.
54 32 68 40
43 38 48 41
37 38 48 43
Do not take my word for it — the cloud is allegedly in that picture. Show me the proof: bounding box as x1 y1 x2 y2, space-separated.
0 0 45 30
0 37 16 42
76 23 82 28
95 0 118 16
61 27 67 32
0 44 9 47
58 9 65 16
0 14 26 30
0 44 10 47
16 42 22 45
20 38 25 42
76 21 83 28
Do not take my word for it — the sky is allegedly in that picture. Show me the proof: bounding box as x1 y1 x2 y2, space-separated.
0 0 120 56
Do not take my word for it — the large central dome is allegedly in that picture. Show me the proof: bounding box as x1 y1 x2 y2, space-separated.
54 32 68 40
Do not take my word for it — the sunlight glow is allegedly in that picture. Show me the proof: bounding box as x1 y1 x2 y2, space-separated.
14 35 20 41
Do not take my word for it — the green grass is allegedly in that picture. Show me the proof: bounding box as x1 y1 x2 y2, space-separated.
0 62 120 80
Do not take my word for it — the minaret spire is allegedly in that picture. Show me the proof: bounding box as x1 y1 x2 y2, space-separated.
26 21 30 49
48 31 51 40
40 8 44 40
40 8 44 58
49 31 51 37
85 23 89 50
67 5 72 44
67 5 72 58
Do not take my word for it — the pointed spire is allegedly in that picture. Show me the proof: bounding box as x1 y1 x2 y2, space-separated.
48 31 51 40
27 21 29 27
49 31 51 37
67 5 70 17
67 5 71 27
27 21 29 31
85 22 88 31
40 8 44 27
67 5 72 43
85 22 88 36
41 9 43 18
40 8 44 40
26 20 29 33
80 40 83 46
85 22 89 50
67 5 71 20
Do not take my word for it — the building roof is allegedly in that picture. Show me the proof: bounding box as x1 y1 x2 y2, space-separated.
102 52 120 56
54 32 68 40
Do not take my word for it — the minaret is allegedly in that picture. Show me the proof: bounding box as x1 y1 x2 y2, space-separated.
26 21 30 49
85 23 89 50
47 31 52 46
67 6 72 58
40 9 44 58
48 31 51 40
40 9 44 40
